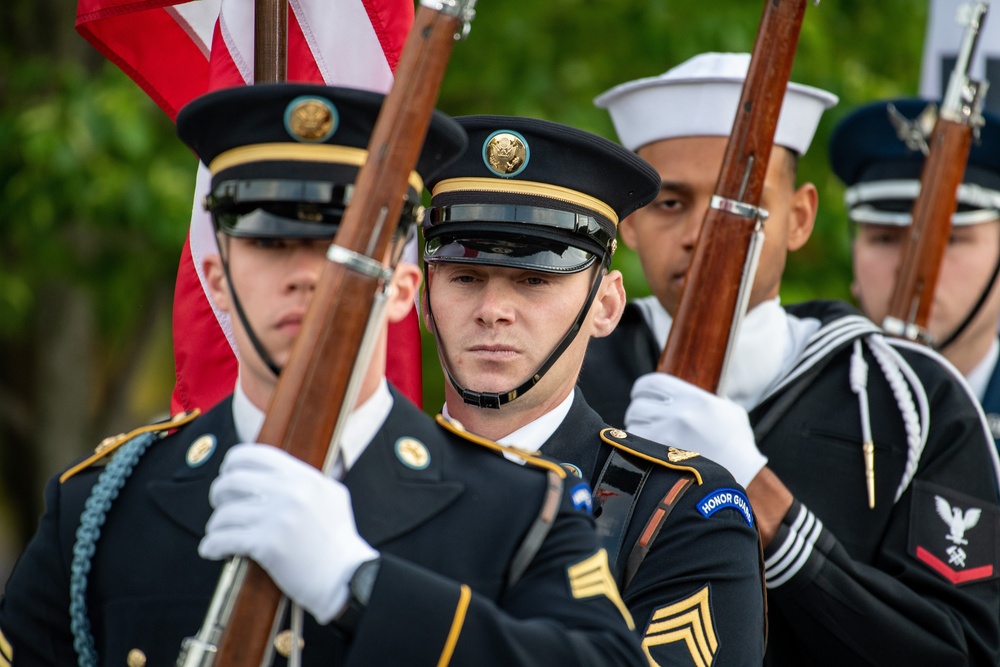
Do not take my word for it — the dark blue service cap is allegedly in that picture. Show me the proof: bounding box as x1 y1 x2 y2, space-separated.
176 83 467 238
422 115 660 273
829 97 1000 226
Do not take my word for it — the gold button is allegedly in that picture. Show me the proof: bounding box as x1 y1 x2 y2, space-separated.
126 648 146 667
609 429 627 439
274 629 305 658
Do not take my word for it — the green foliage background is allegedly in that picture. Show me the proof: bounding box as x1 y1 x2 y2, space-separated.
0 0 931 563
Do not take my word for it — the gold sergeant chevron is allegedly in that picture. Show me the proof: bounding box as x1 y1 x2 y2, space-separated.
566 549 635 630
641 584 718 667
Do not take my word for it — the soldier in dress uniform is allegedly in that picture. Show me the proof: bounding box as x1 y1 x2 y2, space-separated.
578 52 1000 665
421 114 767 667
0 84 647 667
832 98 1000 450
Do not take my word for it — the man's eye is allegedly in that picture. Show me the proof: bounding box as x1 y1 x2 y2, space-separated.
253 238 286 249
524 276 547 286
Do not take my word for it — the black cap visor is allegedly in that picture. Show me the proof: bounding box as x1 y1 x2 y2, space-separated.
424 227 599 273
209 177 422 239
214 207 341 239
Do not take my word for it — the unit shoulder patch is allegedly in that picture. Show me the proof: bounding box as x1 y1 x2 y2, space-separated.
641 584 718 667
60 409 201 483
909 480 999 585
697 487 754 527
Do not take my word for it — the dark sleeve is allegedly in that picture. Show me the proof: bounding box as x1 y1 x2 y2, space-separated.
0 476 79 666
763 372 1000 667
624 475 767 667
343 487 646 667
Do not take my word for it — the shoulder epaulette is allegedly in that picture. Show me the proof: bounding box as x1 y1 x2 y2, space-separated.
435 414 567 479
600 427 704 485
59 409 201 484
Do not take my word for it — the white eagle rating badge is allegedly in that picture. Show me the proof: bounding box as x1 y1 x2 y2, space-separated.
909 480 999 585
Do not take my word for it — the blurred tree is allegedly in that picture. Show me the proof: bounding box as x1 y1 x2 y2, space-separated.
0 56 194 578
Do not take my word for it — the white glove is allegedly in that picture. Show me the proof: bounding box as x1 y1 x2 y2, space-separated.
625 373 767 487
199 443 379 624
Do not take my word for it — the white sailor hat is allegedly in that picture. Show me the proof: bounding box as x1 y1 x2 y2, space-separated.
594 52 838 155
830 97 1000 226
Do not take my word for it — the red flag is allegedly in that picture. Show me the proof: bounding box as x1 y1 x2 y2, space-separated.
75 0 424 413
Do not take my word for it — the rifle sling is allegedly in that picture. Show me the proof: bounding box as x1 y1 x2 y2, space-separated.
593 449 691 592
507 470 564 587
622 476 693 591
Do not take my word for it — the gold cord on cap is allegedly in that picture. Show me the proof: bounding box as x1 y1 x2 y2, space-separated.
210 144 424 194
432 177 619 226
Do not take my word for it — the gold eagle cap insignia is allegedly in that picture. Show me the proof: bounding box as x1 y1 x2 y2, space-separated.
667 447 700 463
287 98 335 142
484 132 528 176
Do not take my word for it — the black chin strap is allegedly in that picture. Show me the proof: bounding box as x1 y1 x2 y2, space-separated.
426 262 607 409
934 248 1000 352
219 245 283 378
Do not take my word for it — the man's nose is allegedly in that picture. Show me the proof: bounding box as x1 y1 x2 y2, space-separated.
474 279 516 326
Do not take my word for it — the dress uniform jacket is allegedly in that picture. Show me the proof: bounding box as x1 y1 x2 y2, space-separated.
979 340 1000 454
579 299 1000 666
537 392 767 667
0 391 644 667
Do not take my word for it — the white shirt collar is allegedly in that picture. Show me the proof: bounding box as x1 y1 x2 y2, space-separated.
965 338 1000 402
442 390 576 461
231 377 394 474
233 378 265 444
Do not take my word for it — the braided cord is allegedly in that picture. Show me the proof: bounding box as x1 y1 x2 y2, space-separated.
865 335 930 502
69 432 156 667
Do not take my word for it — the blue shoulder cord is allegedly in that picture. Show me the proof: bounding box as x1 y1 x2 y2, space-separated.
69 431 157 667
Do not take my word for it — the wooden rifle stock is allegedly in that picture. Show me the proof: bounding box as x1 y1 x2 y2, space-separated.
657 0 810 393
204 3 474 665
883 2 989 345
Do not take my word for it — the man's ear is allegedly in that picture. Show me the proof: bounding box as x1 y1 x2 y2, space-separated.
203 253 230 313
591 269 626 338
787 182 818 251
387 262 422 324
618 213 639 250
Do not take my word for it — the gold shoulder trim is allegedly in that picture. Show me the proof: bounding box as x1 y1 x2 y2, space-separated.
435 414 567 479
59 410 201 484
599 428 703 485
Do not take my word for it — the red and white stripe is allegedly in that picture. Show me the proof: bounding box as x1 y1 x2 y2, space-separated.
75 0 423 414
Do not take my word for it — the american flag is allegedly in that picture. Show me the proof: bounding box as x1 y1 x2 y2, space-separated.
75 0 423 414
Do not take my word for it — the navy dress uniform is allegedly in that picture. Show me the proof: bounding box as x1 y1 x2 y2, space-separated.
0 84 645 667
580 55 1000 665
831 97 1000 450
422 116 767 667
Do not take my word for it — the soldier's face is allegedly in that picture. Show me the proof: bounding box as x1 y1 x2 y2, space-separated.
619 137 814 317
205 236 329 399
425 262 620 413
852 219 1000 357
